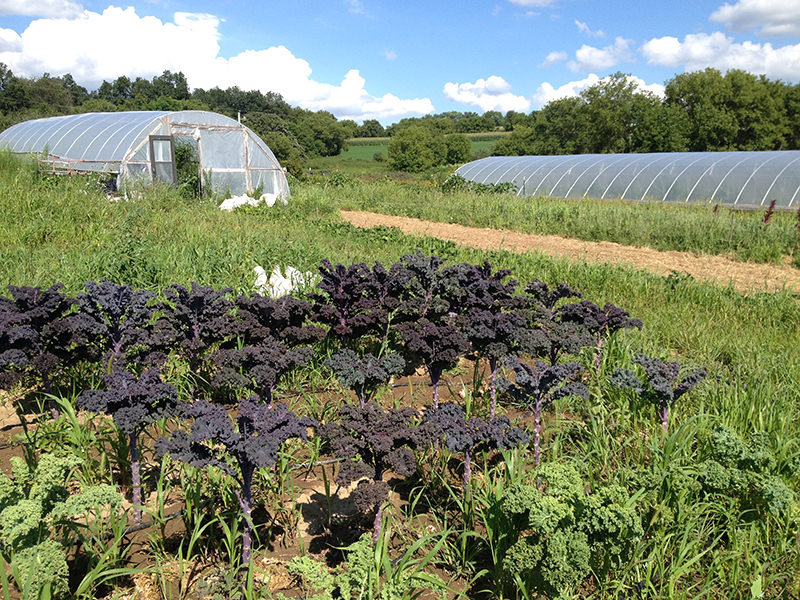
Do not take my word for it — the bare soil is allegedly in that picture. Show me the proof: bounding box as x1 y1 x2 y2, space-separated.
341 210 800 295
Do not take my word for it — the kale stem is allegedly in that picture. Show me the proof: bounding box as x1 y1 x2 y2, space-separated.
130 432 142 524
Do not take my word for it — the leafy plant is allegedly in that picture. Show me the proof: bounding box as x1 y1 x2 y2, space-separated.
500 463 643 598
325 348 404 407
77 368 178 523
499 358 588 466
421 401 529 489
610 354 706 433
558 300 642 370
156 397 310 575
0 453 122 600
319 402 418 541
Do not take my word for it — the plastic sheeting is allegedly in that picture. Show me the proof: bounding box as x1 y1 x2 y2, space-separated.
455 151 800 209
0 110 289 198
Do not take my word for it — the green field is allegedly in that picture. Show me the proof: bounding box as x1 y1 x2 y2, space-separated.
0 154 798 599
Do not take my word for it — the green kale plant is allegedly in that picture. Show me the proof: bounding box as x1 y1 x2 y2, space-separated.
499 463 643 598
697 426 797 519
0 453 122 600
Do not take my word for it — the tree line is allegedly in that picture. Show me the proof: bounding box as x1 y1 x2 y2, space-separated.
1 64 800 175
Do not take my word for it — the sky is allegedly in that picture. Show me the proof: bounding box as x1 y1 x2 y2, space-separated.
1 0 799 123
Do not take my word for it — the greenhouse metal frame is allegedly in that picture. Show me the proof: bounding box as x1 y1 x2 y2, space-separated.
0 110 290 198
455 151 800 209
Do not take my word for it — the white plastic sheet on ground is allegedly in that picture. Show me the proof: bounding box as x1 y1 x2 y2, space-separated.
254 265 317 297
219 192 287 211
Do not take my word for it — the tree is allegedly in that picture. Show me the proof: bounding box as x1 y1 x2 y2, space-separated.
444 133 471 164
356 119 385 137
388 126 447 172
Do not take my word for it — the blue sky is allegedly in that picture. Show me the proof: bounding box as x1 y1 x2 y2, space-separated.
1 0 799 123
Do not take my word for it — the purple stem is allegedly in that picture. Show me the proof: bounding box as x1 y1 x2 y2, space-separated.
463 450 471 490
372 503 383 544
129 432 142 524
489 360 499 419
595 335 604 372
236 466 254 574
533 404 542 467
661 404 669 434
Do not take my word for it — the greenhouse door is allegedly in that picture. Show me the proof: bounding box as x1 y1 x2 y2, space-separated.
149 135 177 185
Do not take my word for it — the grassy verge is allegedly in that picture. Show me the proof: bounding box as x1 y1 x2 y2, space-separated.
331 177 800 265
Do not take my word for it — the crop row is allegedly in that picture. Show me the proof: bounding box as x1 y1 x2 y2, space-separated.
0 252 741 599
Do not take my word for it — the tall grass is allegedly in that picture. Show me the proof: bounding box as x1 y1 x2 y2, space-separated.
331 177 800 265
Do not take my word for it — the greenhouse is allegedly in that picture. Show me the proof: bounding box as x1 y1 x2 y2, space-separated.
0 110 289 198
455 151 800 209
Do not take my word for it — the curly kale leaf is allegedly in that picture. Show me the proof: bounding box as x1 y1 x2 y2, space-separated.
212 337 313 404
234 294 324 347
0 285 76 389
523 280 582 312
324 349 404 406
144 282 235 370
77 368 178 435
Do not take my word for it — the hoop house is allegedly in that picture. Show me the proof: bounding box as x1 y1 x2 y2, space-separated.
0 110 289 197
456 151 800 209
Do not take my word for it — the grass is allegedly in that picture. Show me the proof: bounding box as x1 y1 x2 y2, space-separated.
331 177 800 265
1 152 799 599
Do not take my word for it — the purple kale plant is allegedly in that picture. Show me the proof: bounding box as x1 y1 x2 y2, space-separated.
144 282 235 376
519 280 592 366
0 284 75 392
318 402 418 541
324 348 405 407
396 317 469 408
156 397 309 571
211 337 313 405
421 402 529 489
446 261 525 417
308 260 378 345
233 294 325 347
397 251 453 320
72 280 155 371
499 357 589 466
77 368 178 523
610 354 707 433
558 300 643 370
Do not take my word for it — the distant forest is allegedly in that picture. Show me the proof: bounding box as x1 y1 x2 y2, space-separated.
1 64 799 173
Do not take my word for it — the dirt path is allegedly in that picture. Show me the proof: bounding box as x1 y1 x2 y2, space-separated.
341 210 800 295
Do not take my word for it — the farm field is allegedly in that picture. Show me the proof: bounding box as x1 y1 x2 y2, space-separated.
0 153 798 600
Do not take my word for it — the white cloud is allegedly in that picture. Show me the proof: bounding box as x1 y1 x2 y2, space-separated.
0 28 22 52
346 0 365 15
443 75 531 112
533 74 600 106
568 36 633 71
540 50 568 67
0 6 434 122
574 20 605 37
0 0 82 18
710 0 800 37
641 31 800 79
381 49 397 60
533 73 664 107
508 0 557 6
